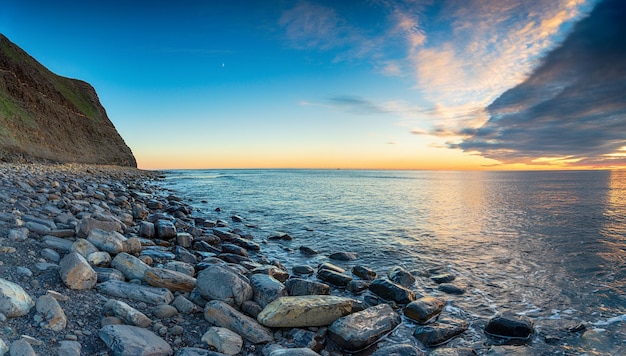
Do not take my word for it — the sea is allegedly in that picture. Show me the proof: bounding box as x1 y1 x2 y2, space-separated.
160 169 626 354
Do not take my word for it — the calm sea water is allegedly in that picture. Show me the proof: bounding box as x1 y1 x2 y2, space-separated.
161 169 626 354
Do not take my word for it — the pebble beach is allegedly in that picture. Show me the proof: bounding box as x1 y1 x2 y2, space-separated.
0 164 606 356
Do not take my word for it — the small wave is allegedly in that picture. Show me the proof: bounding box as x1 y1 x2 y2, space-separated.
593 314 626 326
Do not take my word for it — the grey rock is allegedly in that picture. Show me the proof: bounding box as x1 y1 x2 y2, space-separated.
352 265 377 280
40 248 61 263
204 300 273 344
196 265 252 308
268 349 319 356
175 348 227 356
152 304 178 319
286 328 325 352
8 228 28 241
87 228 126 254
438 283 465 295
87 251 112 267
70 238 99 258
258 295 354 328
371 344 425 356
57 340 82 356
25 221 51 235
111 252 151 281
285 278 330 296
429 348 477 356
156 219 177 239
77 217 122 238
413 319 468 347
176 232 193 248
329 252 358 261
139 221 155 238
171 295 201 314
317 269 352 287
0 339 7 356
97 280 174 305
292 265 314 276
430 274 456 284
144 267 197 292
250 274 287 308
329 304 401 352
42 235 73 252
99 324 173 356
94 267 126 283
369 279 416 305
201 327 243 355
9 339 36 356
104 299 152 328
484 312 534 340
58 252 97 290
388 266 416 288
249 265 290 283
163 261 195 277
35 294 67 331
404 297 446 324
0 278 34 317
346 280 370 294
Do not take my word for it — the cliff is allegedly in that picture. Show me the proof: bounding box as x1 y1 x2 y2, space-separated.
0 34 136 167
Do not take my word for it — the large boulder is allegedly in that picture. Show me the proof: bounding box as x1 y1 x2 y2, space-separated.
34 294 67 331
328 304 401 352
196 265 252 308
99 324 172 356
204 300 273 344
250 274 287 308
0 278 34 317
257 295 354 328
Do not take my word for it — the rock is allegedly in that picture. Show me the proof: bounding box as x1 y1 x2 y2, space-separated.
250 266 290 283
8 228 28 241
250 274 287 308
430 274 456 284
104 299 152 328
484 312 534 340
152 304 179 319
317 262 344 273
139 221 155 238
176 232 193 248
438 284 465 295
429 348 477 356
94 267 126 282
9 339 36 356
57 340 82 356
156 219 177 239
145 267 196 292
388 266 415 288
111 252 151 281
268 348 319 356
34 294 67 331
123 237 143 254
258 295 354 328
97 280 174 305
286 328 325 352
175 347 226 356
404 296 446 324
204 300 273 344
87 228 126 254
299 246 318 256
42 235 73 252
371 344 424 356
70 238 99 258
369 279 416 304
196 265 252 308
329 304 401 352
221 243 248 257
25 221 51 235
292 265 314 276
201 327 243 355
172 295 201 314
163 261 195 277
230 236 261 251
77 217 122 238
413 319 468 347
352 265 377 280
285 278 331 296
0 338 7 356
99 324 173 356
329 252 358 261
59 252 97 290
241 300 263 318
0 278 34 317
317 269 352 287
346 280 370 294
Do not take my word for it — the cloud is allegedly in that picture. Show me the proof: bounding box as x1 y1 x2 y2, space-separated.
327 96 392 115
456 0 626 168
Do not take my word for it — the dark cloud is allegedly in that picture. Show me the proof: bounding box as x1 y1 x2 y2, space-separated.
327 95 391 115
456 0 626 167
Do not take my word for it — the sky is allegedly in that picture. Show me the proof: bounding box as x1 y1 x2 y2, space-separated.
2 0 624 170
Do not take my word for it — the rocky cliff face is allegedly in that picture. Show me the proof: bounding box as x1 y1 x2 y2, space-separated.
0 34 136 167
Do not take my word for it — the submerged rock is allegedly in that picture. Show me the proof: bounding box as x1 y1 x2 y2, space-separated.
388 266 416 288
484 312 534 340
413 319 468 347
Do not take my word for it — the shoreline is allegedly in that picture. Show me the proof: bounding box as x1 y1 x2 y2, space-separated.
0 163 610 355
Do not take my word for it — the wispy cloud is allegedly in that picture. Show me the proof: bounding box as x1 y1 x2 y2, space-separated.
455 0 626 168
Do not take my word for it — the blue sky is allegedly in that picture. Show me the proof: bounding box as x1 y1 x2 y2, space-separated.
4 0 622 169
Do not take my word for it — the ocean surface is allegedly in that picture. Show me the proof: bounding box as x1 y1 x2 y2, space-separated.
160 169 626 353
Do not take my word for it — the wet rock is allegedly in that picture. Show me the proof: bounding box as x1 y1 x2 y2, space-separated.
57 340 82 356
97 280 174 305
156 219 177 239
413 319 468 347
250 274 287 308
268 232 292 241
59 252 97 290
329 304 401 352
204 300 273 343
196 265 252 308
317 262 344 273
404 296 446 324
484 312 534 340
329 252 358 261
371 344 424 356
87 228 125 254
292 265 314 276
285 279 331 296
268 348 319 356
438 284 465 295
258 295 354 328
103 299 152 328
352 265 377 280
145 267 197 292
299 246 318 256
99 324 172 356
221 243 248 257
369 279 416 304
201 326 243 355
286 328 325 352
230 236 261 251
250 265 290 283
388 266 416 288
34 294 67 331
317 269 352 287
0 278 34 317
111 252 151 281
429 348 477 356
430 274 456 284
346 280 370 294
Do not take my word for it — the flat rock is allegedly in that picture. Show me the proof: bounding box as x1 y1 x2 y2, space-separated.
285 278 330 296
77 217 122 238
250 274 287 308
204 300 273 344
97 280 174 305
404 296 446 324
329 304 401 352
484 312 534 340
59 252 97 290
111 252 151 281
0 278 34 317
201 326 243 355
413 319 468 347
317 269 352 287
35 294 67 331
369 279 416 305
196 265 252 308
257 295 354 328
104 299 152 328
99 324 173 356
145 267 196 292
352 265 377 280
42 235 73 252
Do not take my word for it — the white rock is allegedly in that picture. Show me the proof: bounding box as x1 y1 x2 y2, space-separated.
0 278 34 318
